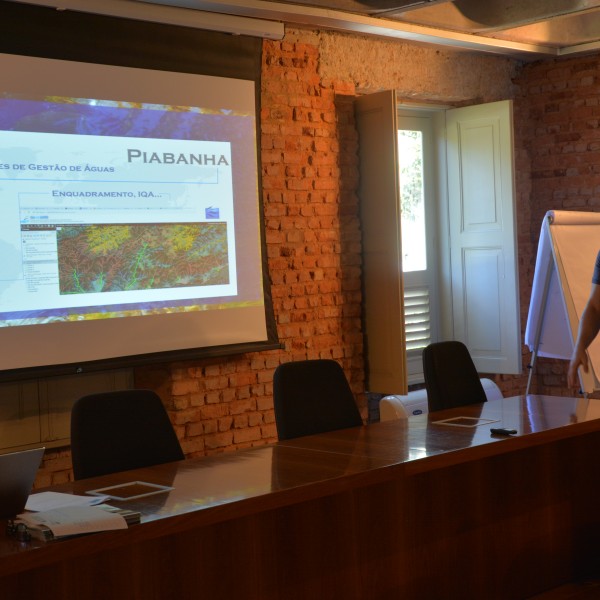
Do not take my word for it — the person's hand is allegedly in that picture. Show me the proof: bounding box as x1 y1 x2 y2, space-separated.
568 349 588 390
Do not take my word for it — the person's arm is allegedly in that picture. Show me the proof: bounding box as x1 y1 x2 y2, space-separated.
568 283 600 389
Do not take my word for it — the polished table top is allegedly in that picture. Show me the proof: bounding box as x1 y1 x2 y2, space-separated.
1 394 599 573
279 393 600 471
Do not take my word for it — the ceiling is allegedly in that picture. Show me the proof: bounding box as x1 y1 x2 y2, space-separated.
357 0 600 50
11 0 600 60
143 0 600 60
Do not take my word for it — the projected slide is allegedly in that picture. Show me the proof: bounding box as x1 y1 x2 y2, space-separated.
1 124 236 325
0 52 268 373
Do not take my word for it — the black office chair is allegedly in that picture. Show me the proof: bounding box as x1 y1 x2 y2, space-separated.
70 389 185 480
273 359 363 440
422 341 488 412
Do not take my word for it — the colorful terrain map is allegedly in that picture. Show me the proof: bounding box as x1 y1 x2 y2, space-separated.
56 223 229 294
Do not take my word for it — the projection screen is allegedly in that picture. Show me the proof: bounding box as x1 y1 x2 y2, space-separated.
0 46 277 379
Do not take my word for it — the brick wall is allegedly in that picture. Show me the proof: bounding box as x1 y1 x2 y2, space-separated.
40 30 600 484
38 31 368 484
511 54 600 397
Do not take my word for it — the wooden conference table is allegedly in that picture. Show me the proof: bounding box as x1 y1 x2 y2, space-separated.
2 394 600 600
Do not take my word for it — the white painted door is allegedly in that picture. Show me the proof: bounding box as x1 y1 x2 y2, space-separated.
446 100 521 374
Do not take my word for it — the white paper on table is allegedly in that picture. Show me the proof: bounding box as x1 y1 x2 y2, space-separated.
25 491 109 512
17 505 127 537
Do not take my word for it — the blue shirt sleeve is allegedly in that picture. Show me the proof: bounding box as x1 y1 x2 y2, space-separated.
594 250 600 285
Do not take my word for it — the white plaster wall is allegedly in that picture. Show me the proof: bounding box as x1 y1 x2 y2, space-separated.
285 27 522 104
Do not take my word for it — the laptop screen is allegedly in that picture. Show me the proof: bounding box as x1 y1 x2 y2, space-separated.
0 447 44 519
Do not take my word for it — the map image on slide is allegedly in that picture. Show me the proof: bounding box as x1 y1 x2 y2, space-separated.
56 223 229 294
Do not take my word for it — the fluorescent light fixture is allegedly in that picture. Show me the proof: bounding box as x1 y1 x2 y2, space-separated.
6 0 285 39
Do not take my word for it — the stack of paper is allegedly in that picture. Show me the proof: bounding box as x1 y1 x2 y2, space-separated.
17 492 140 541
17 505 128 540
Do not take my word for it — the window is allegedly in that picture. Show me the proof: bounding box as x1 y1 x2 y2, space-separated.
356 93 519 395
399 101 521 381
397 112 440 384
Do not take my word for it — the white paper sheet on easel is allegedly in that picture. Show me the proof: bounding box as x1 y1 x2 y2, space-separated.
525 210 600 392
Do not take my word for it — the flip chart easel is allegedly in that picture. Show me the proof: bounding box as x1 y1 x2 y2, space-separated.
524 210 600 395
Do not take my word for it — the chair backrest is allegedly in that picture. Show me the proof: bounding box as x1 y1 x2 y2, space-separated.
273 359 362 440
422 341 488 412
70 389 184 480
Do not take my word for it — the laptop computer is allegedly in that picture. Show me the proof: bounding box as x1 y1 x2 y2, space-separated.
0 447 44 520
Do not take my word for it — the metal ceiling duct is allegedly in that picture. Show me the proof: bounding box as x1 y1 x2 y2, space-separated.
356 0 450 15
136 0 600 58
264 0 453 16
451 0 600 31
389 0 600 33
